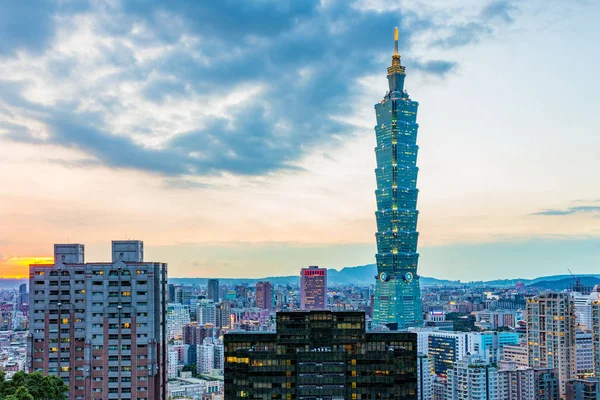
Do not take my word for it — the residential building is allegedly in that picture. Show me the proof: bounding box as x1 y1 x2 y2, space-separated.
418 353 433 400
197 300 216 325
197 343 215 375
576 331 594 378
167 303 191 340
567 378 600 400
447 355 498 400
215 302 231 330
501 340 529 368
573 291 599 331
372 27 423 329
469 331 519 364
527 292 576 397
224 311 417 398
255 281 272 311
497 363 560 400
28 241 168 400
591 300 600 377
300 266 327 311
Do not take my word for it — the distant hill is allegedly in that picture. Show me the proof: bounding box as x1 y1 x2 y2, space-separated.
526 276 600 291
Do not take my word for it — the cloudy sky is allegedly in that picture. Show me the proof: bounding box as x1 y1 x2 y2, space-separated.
0 0 599 280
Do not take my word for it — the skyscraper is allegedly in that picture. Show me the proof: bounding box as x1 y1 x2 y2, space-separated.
372 27 423 329
300 265 327 310
28 240 168 400
255 281 272 310
207 279 219 303
527 292 576 398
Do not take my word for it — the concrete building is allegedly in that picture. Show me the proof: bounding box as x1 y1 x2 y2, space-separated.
418 353 433 400
197 300 216 325
300 266 327 311
167 303 191 340
215 302 231 331
567 378 600 400
527 292 576 397
28 241 168 400
501 340 529 368
469 331 519 364
447 355 498 400
255 281 272 311
573 291 599 331
576 331 594 378
427 331 470 378
591 300 600 377
497 363 560 400
197 343 215 375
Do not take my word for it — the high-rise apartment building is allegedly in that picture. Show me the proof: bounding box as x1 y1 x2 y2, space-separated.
575 331 594 378
207 279 219 303
255 281 272 310
167 303 191 340
418 353 433 400
567 378 600 400
196 300 216 325
28 241 168 400
300 266 327 310
224 311 417 399
497 363 560 400
215 302 231 330
447 355 498 400
527 292 576 397
372 27 423 329
591 300 600 377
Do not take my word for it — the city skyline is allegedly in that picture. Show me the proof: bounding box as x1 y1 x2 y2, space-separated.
1 1 600 281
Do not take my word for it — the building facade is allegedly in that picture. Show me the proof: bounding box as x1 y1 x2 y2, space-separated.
207 279 219 303
372 27 423 329
300 266 327 311
447 355 498 400
567 378 600 400
497 364 560 400
28 241 168 400
527 292 576 397
255 281 272 311
224 311 417 399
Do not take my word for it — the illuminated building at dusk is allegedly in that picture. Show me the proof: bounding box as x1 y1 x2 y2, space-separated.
372 28 423 329
300 265 327 311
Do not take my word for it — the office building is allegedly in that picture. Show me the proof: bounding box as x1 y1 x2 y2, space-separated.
255 281 272 311
527 292 576 397
573 290 600 331
168 284 176 303
447 355 498 400
567 378 600 400
300 266 327 311
224 311 417 399
427 332 470 378
497 363 560 400
28 240 168 400
372 27 423 329
207 279 219 303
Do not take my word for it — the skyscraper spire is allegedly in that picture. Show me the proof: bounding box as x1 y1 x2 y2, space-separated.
387 27 405 91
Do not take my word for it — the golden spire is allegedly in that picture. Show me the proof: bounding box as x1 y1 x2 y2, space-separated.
388 27 405 76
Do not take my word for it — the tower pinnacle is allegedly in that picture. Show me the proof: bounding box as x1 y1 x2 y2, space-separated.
394 27 399 56
388 27 405 78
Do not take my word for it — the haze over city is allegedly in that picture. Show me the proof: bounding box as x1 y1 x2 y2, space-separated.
1 0 599 281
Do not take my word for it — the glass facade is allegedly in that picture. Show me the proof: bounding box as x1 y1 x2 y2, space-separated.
372 28 423 328
224 311 417 399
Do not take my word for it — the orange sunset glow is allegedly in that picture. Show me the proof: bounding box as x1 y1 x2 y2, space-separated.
0 257 53 279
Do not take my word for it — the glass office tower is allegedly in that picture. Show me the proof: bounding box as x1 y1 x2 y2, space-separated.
372 28 423 329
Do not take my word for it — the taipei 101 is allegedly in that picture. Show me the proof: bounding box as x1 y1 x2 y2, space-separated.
0 1 598 399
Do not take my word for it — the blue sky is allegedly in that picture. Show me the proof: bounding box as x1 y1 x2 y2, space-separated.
0 0 598 280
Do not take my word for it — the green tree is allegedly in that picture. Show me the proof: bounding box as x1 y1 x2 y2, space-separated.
5 387 34 400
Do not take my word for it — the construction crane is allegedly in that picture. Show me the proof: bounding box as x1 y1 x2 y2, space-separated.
568 268 584 293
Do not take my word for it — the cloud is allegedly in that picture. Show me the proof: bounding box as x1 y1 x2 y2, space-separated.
0 0 518 178
532 206 600 216
163 179 212 190
431 0 518 49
